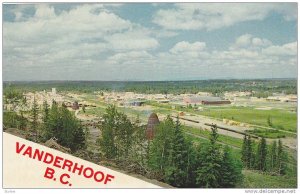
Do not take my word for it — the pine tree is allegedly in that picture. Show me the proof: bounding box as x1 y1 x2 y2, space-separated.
269 141 277 172
164 116 189 187
248 137 255 169
19 111 27 130
148 116 175 172
98 105 118 159
196 124 222 188
246 136 255 169
42 100 49 123
42 102 85 151
241 135 248 167
276 140 287 175
255 138 267 171
220 146 243 187
72 124 86 150
31 96 39 142
44 100 60 140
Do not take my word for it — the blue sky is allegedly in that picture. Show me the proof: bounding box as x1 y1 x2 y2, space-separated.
3 3 297 81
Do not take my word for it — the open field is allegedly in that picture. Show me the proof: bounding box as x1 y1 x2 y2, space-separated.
198 106 297 132
239 170 297 188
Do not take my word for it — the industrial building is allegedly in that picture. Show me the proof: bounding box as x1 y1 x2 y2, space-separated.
183 96 231 105
146 113 159 140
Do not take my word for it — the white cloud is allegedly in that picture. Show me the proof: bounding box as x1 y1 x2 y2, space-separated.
105 29 159 51
106 51 154 65
34 4 56 19
154 30 179 38
262 42 297 56
153 3 297 31
3 4 297 81
3 4 159 72
170 41 206 54
230 34 272 50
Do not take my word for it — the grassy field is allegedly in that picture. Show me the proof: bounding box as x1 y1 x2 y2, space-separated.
245 128 293 139
145 101 297 133
198 106 297 132
240 170 297 188
183 125 244 148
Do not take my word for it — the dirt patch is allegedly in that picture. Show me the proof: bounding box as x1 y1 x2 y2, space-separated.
5 128 28 139
44 138 71 153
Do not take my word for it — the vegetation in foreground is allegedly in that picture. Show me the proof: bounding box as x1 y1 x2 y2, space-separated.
98 105 243 188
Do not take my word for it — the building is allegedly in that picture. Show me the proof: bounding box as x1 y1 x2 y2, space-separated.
72 101 79 110
52 88 57 95
146 113 159 140
183 96 230 105
123 100 145 106
201 100 231 105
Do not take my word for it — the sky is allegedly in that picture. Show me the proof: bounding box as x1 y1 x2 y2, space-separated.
2 3 298 81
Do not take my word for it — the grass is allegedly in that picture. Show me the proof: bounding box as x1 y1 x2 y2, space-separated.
84 106 107 116
246 128 289 139
198 106 297 132
239 170 297 188
145 100 297 133
183 125 244 148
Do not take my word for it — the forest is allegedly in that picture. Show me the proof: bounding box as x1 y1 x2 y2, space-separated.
3 79 297 95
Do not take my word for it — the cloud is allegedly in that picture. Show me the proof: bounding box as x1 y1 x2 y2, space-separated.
3 4 159 72
154 30 179 38
154 38 297 79
153 3 297 31
170 41 206 53
230 34 272 50
106 51 154 65
3 4 297 81
104 29 159 51
262 42 297 56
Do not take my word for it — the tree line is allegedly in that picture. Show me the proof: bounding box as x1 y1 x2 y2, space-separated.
4 79 297 95
4 95 86 152
241 136 287 175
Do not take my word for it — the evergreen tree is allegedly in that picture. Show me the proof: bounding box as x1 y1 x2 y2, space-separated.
42 102 85 151
148 116 175 173
115 113 134 159
241 136 254 169
276 140 287 175
31 96 39 142
269 141 278 172
164 116 189 187
219 146 243 187
44 100 60 140
72 124 86 150
98 105 118 159
19 111 27 130
255 138 267 171
241 135 248 167
42 100 49 123
196 124 222 188
184 137 198 187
